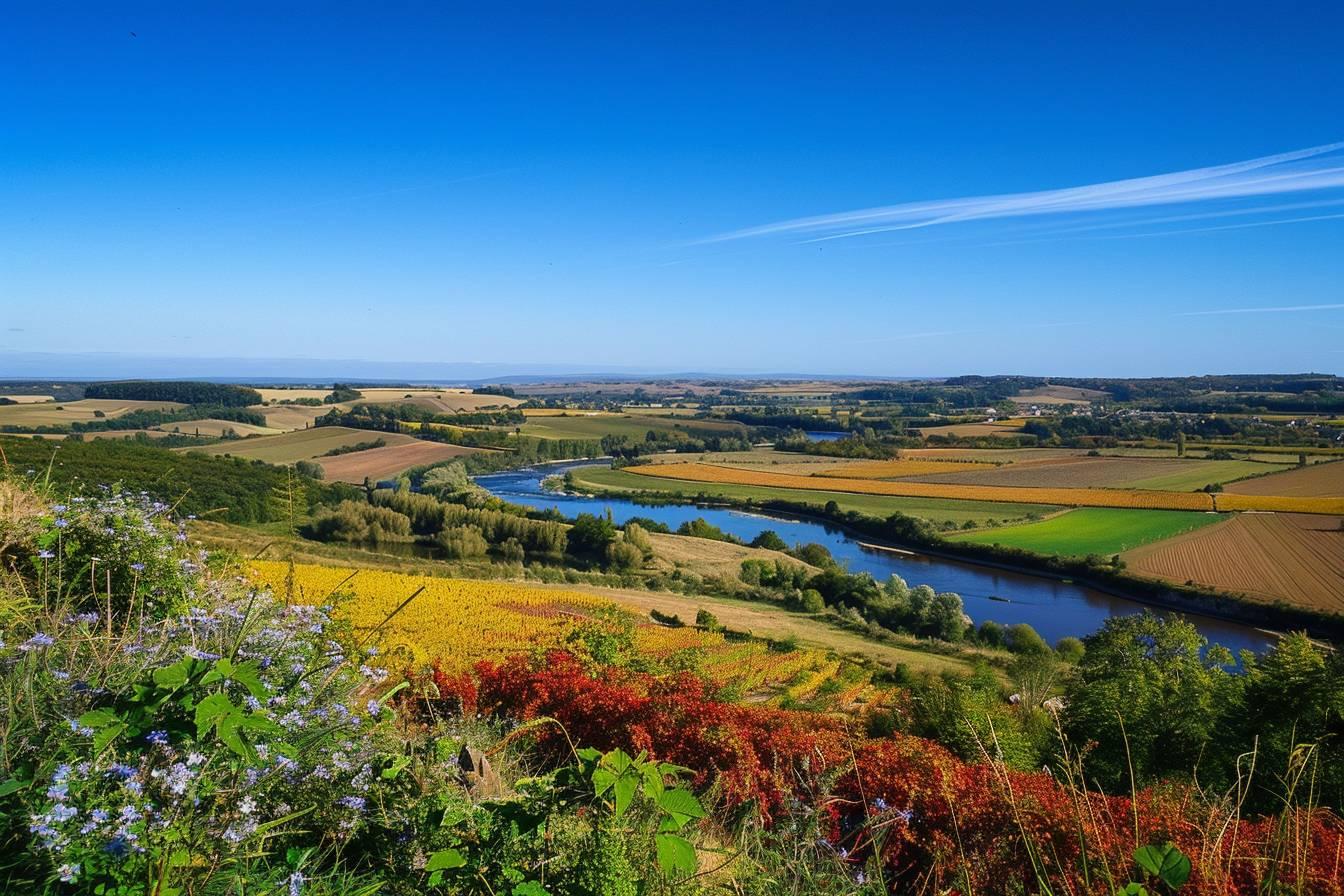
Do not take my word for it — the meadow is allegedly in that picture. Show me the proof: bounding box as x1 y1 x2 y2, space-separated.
0 398 183 427
317 439 478 483
901 455 1288 490
947 507 1225 557
519 412 745 441
1223 458 1344 496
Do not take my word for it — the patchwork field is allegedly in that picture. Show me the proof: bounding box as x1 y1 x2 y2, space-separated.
1123 513 1344 613
948 508 1224 557
351 388 524 412
184 426 420 463
253 404 329 431
156 418 283 438
901 456 1287 491
1222 460 1344 497
0 398 184 427
817 459 996 478
626 462 1344 514
570 465 1060 525
520 413 745 442
0 394 56 404
318 440 479 483
916 420 1025 438
1014 385 1109 404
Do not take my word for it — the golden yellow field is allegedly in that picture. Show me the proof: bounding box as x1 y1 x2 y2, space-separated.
627 462 1344 514
246 561 842 696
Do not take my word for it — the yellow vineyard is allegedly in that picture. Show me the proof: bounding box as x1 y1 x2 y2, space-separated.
246 561 847 699
629 463 1344 515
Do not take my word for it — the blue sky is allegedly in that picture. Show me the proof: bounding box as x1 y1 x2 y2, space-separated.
3 2 1343 377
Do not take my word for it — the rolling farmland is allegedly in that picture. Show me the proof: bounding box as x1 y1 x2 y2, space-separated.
1124 513 1344 612
901 455 1287 490
627 462 1344 514
1222 460 1344 497
519 412 745 441
184 426 420 463
569 465 1056 524
948 507 1225 557
317 440 478 483
0 398 184 427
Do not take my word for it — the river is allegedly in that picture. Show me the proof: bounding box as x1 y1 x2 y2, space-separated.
475 462 1273 654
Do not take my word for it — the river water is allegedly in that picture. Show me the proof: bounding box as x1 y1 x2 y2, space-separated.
475 463 1273 654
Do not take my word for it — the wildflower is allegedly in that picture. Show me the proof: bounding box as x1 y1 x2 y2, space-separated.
37 549 55 560
130 562 145 572
105 834 132 858
239 796 257 815
20 633 55 651
108 764 138 780
854 870 867 885
186 752 206 767
65 611 99 625
54 518 70 529
337 795 366 812
288 871 304 896
146 730 169 746
872 797 889 812
58 863 79 883
366 699 381 717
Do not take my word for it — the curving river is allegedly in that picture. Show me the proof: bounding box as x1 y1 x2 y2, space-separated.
476 462 1273 654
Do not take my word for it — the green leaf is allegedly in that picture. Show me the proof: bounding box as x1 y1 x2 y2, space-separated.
381 756 412 780
655 833 697 876
512 882 551 896
194 692 236 738
425 848 467 872
612 773 638 817
1134 843 1191 889
229 660 268 699
78 708 120 729
591 766 617 797
153 662 191 689
657 788 705 829
0 778 29 798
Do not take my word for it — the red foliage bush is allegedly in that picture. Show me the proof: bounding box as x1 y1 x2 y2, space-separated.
417 651 1344 895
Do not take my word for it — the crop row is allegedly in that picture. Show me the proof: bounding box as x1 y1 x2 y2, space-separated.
630 463 1344 514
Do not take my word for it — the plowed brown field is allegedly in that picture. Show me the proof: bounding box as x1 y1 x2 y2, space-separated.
318 441 479 483
1123 513 1344 612
1223 460 1344 497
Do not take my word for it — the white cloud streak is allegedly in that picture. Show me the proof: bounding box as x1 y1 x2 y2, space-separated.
1177 303 1344 316
704 141 1344 244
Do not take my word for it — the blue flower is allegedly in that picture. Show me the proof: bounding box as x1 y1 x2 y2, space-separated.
58 863 79 883
37 549 55 560
288 871 304 896
20 633 55 651
337 795 366 812
873 797 889 812
146 730 169 746
130 562 145 572
366 699 381 717
53 518 70 529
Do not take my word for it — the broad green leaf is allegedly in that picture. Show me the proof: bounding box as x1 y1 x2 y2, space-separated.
229 660 268 699
426 848 467 872
78 708 120 729
153 662 190 689
194 692 236 737
655 833 697 876
1134 843 1191 889
612 773 638 818
0 778 28 797
658 788 705 828
591 767 617 797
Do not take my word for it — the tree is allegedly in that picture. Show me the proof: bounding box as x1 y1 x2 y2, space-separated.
1063 612 1239 791
568 513 617 559
1003 623 1050 655
605 540 643 571
750 530 788 552
694 609 722 632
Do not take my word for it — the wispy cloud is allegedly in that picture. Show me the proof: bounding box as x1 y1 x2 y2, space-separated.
703 141 1344 244
1177 303 1344 316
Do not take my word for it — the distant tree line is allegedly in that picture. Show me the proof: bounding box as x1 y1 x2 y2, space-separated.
84 381 262 407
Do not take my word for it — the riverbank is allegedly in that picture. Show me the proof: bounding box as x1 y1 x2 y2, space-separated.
557 464 1343 644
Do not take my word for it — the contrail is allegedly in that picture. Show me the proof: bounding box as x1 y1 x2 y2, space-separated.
1177 303 1344 316
703 141 1344 243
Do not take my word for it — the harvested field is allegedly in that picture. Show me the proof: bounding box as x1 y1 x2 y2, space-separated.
817 459 995 479
1124 513 1344 612
520 413 745 442
1014 385 1109 404
903 456 1286 490
904 447 1090 463
627 462 1344 514
184 426 420 464
916 421 1024 438
0 399 184 427
155 419 282 438
318 441 478 483
646 532 815 579
253 388 332 403
1222 460 1344 497
254 404 328 431
351 388 523 411
0 394 55 404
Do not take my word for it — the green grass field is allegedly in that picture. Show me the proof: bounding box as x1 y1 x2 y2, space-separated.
571 466 1059 525
947 507 1224 557
519 413 745 442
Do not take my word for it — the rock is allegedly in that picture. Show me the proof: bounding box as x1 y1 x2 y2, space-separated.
458 744 504 800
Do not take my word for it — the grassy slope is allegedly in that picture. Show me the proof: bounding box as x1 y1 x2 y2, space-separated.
573 465 1059 525
947 507 1225 557
182 426 416 463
